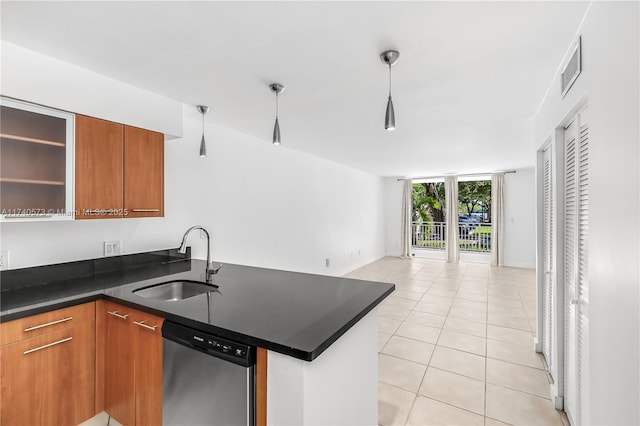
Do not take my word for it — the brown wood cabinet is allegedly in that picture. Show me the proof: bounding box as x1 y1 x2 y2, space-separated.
0 302 96 426
124 126 164 218
98 300 163 426
75 116 164 220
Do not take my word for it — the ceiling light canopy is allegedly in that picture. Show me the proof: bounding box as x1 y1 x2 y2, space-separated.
380 50 399 131
270 83 285 146
196 105 209 157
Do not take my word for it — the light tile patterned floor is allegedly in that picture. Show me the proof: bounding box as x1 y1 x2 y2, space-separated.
345 257 565 426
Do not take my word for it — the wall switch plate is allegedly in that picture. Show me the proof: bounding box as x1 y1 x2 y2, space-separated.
104 241 122 257
0 250 9 270
325 258 330 267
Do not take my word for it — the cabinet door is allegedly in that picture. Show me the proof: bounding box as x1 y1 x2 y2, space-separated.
0 322 95 426
132 311 164 426
124 126 164 218
0 97 75 222
103 303 135 426
75 115 124 219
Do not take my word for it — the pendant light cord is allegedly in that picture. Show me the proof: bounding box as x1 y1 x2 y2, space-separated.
275 91 279 118
388 63 392 98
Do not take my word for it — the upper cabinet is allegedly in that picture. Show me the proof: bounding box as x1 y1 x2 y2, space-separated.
124 125 164 218
75 115 164 219
0 97 75 221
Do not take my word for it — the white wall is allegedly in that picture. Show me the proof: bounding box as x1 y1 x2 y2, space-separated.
503 168 536 268
0 50 386 277
1 41 183 138
267 310 378 425
533 3 639 424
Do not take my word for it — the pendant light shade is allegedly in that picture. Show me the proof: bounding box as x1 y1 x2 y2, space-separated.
270 83 285 146
273 117 281 146
380 50 399 131
196 105 209 157
385 96 395 131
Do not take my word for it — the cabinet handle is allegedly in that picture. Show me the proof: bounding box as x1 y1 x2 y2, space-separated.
23 337 73 355
133 320 158 331
107 310 129 320
131 209 160 212
24 316 73 332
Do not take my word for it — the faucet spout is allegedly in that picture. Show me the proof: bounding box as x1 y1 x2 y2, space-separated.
178 226 220 282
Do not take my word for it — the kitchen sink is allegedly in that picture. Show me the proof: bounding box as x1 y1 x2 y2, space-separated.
133 280 218 302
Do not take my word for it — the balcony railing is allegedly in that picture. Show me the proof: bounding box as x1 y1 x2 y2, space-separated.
411 221 492 253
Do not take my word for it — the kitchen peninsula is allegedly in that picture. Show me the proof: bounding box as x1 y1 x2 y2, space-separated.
0 248 394 425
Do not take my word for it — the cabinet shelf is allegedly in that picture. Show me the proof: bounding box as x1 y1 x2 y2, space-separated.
1 177 65 186
0 133 65 147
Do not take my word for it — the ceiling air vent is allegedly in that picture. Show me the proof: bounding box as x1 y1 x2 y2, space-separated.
561 36 582 98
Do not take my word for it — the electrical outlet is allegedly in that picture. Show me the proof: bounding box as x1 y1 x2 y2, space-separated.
325 258 330 268
0 250 9 270
104 241 122 257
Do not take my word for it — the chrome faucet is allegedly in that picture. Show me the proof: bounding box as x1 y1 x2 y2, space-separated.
178 226 221 283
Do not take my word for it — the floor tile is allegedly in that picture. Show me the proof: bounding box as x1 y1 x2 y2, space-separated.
487 339 544 369
381 335 435 365
452 299 488 314
379 304 412 321
420 294 455 305
419 367 485 415
487 312 531 331
395 322 441 344
383 297 419 311
379 353 427 393
406 396 484 426
443 317 487 338
379 332 392 352
414 301 452 316
79 412 123 426
486 358 550 398
427 287 458 297
456 291 487 302
430 346 486 381
437 330 487 356
487 324 534 346
485 384 563 425
379 317 402 334
484 417 512 426
448 307 487 323
393 289 426 301
405 311 447 328
378 382 416 426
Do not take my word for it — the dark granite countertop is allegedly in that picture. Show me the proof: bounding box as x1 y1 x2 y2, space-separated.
0 250 394 361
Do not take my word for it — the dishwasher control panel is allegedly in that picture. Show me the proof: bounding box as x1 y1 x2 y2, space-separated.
162 321 255 367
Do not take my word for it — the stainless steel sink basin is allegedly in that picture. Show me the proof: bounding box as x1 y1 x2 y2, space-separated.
133 280 218 302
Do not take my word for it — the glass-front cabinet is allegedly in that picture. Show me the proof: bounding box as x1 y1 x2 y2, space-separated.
0 97 75 221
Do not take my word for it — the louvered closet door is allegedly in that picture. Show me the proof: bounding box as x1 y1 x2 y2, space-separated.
564 106 589 425
542 145 556 380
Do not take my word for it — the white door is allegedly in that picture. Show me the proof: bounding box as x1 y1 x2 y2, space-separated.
563 106 589 425
542 145 556 380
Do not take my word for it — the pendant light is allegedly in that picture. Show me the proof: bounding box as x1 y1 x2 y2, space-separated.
269 83 285 145
196 105 209 157
380 50 399 131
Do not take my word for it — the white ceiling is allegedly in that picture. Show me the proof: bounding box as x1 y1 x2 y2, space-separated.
1 1 590 177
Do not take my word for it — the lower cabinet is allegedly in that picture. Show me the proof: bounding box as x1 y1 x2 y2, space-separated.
0 303 96 426
98 300 163 426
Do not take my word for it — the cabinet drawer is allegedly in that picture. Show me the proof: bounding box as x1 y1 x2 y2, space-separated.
1 302 95 345
0 321 95 426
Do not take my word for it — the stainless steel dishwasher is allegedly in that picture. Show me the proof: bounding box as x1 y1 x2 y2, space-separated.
162 321 256 426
